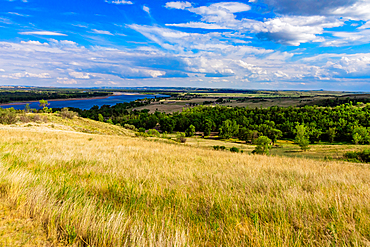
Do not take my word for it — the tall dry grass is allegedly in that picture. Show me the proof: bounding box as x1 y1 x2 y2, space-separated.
0 127 370 246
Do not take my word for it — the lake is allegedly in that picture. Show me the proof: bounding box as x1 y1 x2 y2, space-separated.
0 94 170 110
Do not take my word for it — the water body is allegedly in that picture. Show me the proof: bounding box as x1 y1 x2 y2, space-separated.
1 94 170 110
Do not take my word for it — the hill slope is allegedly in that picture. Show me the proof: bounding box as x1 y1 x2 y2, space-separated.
0 116 370 246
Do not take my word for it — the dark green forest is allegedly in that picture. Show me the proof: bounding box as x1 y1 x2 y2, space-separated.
0 91 112 104
66 101 370 144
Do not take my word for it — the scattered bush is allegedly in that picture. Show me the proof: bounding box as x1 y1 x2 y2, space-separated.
147 129 160 137
135 132 149 137
0 108 17 124
230 147 240 153
124 124 138 131
19 114 31 123
344 149 370 163
60 108 78 119
176 132 187 143
138 127 146 133
213 145 226 150
33 114 48 123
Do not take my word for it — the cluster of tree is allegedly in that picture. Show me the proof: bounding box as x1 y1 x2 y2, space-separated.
310 97 370 107
0 91 112 104
66 101 370 144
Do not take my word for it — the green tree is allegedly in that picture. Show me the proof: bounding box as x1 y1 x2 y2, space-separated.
352 126 370 144
185 124 196 137
203 119 213 136
308 128 322 144
252 136 272 155
219 120 239 139
98 114 104 122
160 117 175 133
25 103 31 113
295 124 310 151
327 127 336 143
39 99 48 108
266 128 282 145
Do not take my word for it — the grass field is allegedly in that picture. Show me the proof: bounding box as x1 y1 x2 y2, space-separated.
182 136 370 162
1 115 370 246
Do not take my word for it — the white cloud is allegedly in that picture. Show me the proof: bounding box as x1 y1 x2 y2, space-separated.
105 0 133 5
251 16 343 46
20 40 49 46
322 29 370 47
1 72 51 79
69 72 92 79
8 12 30 17
19 31 67 36
165 2 343 46
358 21 370 29
165 1 192 10
166 22 230 29
0 69 5 72
330 1 370 20
92 29 113 35
57 78 78 84
143 5 150 14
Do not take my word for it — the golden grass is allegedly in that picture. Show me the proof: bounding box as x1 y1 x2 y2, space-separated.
0 124 370 246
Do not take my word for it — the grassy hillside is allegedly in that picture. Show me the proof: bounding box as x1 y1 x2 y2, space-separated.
0 117 370 246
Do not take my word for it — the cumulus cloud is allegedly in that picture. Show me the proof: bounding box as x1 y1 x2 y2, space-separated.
20 40 49 46
165 1 192 10
262 0 357 16
105 0 133 5
19 31 67 36
252 16 343 46
165 2 344 46
69 72 93 79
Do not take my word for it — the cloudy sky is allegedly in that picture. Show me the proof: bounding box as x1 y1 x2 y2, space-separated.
1 0 370 90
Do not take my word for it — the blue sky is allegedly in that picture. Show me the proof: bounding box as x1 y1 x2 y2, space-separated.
1 0 370 90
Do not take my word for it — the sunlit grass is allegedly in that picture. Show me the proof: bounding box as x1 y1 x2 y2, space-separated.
1 123 370 246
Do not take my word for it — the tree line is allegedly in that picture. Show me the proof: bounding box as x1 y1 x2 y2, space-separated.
0 91 112 104
65 101 370 144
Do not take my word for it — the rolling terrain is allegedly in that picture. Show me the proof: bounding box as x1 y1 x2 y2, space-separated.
0 114 370 246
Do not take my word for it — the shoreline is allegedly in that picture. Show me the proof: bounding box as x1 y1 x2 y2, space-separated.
0 92 143 107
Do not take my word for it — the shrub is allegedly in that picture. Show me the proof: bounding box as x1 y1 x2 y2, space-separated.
252 136 272 155
19 114 31 123
33 114 48 123
213 146 220 150
176 132 186 143
135 132 149 137
344 149 370 163
220 146 226 151
185 125 196 137
138 127 146 133
147 129 160 137
124 124 138 131
230 147 240 153
0 108 17 125
60 108 78 119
